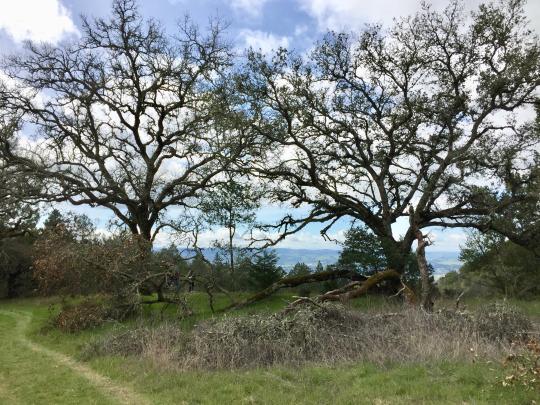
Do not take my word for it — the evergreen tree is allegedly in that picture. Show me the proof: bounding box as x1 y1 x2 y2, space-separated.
289 262 311 277
246 250 284 290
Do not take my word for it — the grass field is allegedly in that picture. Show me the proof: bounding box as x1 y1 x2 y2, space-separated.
0 294 539 404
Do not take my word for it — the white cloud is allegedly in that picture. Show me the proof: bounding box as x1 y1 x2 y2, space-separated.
149 226 342 250
238 29 290 53
297 0 540 34
0 0 78 44
294 24 309 37
427 231 467 252
272 231 342 249
526 1 540 34
249 228 343 250
296 0 471 31
231 0 270 17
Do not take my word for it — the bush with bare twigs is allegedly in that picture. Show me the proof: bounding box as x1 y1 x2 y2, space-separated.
53 299 110 333
84 301 533 370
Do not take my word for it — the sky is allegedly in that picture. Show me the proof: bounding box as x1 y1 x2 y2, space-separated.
1 0 539 252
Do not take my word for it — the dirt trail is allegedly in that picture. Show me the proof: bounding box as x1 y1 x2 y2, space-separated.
0 310 149 405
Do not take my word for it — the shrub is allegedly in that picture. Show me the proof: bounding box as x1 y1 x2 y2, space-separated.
502 339 540 391
85 301 534 370
53 299 109 333
83 322 186 367
474 302 531 341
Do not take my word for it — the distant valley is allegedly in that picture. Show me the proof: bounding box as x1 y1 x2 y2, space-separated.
195 248 461 276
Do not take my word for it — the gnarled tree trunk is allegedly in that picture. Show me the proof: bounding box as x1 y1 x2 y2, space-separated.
409 206 433 311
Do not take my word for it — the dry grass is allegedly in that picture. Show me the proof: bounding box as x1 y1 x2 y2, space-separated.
84 301 533 370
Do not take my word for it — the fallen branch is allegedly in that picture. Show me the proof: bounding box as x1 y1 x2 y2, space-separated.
395 280 418 305
455 291 465 310
281 296 327 315
318 269 401 302
222 269 362 311
223 268 403 312
279 270 408 314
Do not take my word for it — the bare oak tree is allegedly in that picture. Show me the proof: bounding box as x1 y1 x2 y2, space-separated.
237 0 540 277
1 0 248 242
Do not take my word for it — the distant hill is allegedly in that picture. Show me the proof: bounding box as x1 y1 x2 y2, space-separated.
425 251 462 276
192 247 461 276
273 249 461 275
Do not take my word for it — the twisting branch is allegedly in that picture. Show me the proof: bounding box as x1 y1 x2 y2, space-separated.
221 268 402 311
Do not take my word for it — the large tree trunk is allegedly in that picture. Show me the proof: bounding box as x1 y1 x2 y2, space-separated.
379 237 411 295
381 239 410 274
228 223 237 291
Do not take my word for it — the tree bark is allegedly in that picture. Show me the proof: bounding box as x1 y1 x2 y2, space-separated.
409 206 433 311
415 232 433 311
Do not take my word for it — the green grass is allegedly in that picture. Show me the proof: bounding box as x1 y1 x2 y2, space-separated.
0 295 539 404
81 358 537 404
0 310 113 404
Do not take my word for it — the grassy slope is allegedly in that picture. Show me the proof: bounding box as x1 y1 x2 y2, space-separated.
0 294 539 404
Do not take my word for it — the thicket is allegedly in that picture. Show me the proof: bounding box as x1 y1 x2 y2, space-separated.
84 301 533 370
438 232 540 299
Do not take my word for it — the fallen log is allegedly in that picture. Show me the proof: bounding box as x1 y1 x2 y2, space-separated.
319 269 401 302
221 268 362 311
223 268 407 312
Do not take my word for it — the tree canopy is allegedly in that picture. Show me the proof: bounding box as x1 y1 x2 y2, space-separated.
1 0 248 242
237 0 540 271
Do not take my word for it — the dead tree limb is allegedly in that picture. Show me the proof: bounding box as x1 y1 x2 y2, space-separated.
221 269 361 311
318 269 401 302
400 280 418 305
223 268 403 311
280 269 406 313
281 296 326 315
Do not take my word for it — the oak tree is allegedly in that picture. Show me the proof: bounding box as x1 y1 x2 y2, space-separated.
2 0 247 243
238 0 540 276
